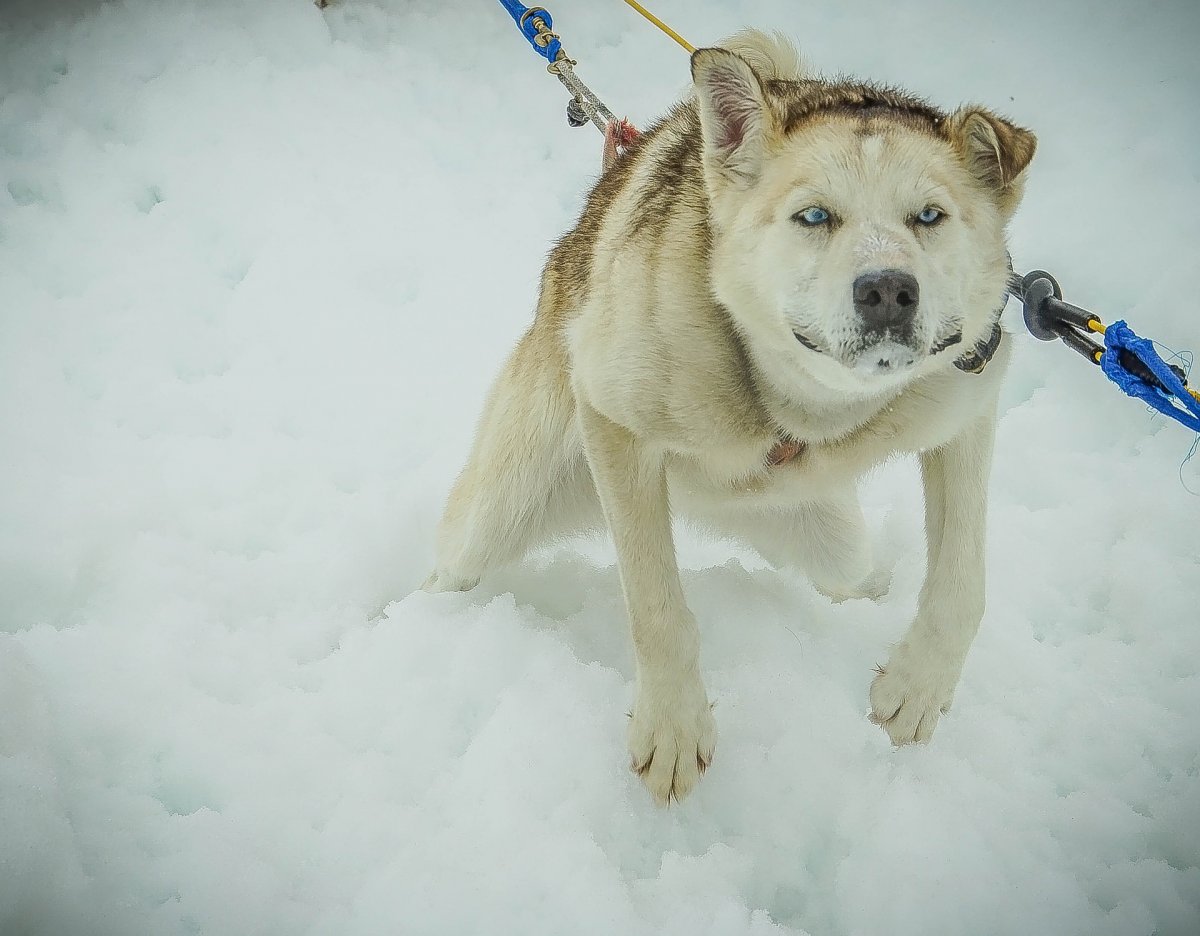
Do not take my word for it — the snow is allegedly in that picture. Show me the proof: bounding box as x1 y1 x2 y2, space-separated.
1 0 1198 933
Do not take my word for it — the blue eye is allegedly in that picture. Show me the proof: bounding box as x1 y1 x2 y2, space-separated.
916 206 943 225
793 206 831 226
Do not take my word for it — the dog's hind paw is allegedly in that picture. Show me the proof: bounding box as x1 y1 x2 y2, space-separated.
815 567 893 604
421 569 479 594
627 670 717 806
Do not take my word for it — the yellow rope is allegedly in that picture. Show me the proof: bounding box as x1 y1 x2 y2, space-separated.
1087 319 1107 335
623 0 695 54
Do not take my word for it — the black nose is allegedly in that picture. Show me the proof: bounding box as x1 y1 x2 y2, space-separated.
853 269 919 335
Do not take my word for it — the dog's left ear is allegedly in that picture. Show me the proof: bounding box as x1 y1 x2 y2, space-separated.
947 106 1037 205
691 47 774 182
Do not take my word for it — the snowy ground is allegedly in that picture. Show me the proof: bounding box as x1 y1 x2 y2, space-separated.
2 1 1199 934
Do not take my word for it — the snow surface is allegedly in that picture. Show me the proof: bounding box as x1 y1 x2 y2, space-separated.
2 0 1199 933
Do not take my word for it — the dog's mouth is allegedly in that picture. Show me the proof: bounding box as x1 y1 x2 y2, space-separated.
797 329 921 377
930 330 964 356
793 331 823 352
796 328 966 376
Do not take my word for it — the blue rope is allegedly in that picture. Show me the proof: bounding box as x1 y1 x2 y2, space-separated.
496 1 563 63
1100 320 1200 433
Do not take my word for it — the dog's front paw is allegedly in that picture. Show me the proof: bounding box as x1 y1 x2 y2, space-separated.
628 671 716 806
869 641 961 745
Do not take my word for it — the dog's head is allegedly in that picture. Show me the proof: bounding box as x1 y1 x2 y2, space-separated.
692 47 1035 394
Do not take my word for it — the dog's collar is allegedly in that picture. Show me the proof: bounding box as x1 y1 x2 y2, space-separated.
953 264 1011 375
767 436 805 467
953 321 1004 375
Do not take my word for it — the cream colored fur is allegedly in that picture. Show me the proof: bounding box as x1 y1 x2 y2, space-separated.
424 30 1035 805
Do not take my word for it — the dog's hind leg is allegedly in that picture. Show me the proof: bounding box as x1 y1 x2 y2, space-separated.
424 329 597 593
792 497 892 603
717 496 891 601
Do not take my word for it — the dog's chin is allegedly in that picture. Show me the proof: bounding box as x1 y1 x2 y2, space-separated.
846 340 922 379
790 332 927 396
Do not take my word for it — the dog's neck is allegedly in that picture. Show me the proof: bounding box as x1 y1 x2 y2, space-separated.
722 311 909 445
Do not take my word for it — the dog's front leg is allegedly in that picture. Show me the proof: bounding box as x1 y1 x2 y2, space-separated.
870 413 995 744
578 402 716 805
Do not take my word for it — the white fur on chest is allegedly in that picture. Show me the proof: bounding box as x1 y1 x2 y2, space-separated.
669 341 1008 513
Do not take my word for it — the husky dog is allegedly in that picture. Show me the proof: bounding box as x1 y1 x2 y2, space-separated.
425 30 1035 804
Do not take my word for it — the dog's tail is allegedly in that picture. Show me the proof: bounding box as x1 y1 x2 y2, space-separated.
717 29 806 81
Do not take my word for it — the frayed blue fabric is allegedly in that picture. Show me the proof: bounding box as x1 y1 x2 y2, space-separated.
1101 320 1200 433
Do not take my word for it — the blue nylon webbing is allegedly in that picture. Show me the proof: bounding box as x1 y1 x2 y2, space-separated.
496 0 563 63
1101 320 1200 433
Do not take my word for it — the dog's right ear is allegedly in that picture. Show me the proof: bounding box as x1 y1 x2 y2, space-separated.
946 106 1037 215
691 47 772 182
